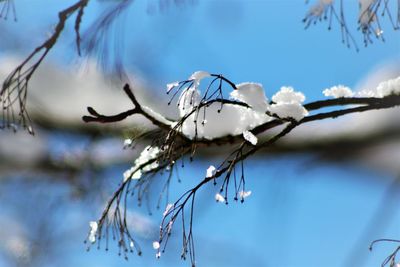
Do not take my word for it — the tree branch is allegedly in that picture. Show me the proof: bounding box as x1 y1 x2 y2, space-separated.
0 0 90 134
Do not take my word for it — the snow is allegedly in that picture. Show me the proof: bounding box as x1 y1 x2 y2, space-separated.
189 71 211 82
180 102 272 139
206 165 217 178
163 203 174 217
230 82 269 112
215 193 225 203
88 221 98 243
357 75 400 98
269 103 308 121
272 86 305 104
376 76 400 97
174 74 274 139
243 130 258 145
166 81 179 92
178 87 201 117
142 105 174 126
123 167 142 181
135 146 160 170
152 241 160 250
123 145 161 181
169 74 313 138
323 85 354 98
239 190 252 199
123 138 132 147
269 86 308 121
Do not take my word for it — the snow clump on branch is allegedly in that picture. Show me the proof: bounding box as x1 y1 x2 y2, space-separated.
168 71 311 140
243 130 258 145
269 86 308 121
123 145 161 181
88 221 98 243
230 82 269 112
178 73 273 139
376 76 400 97
323 85 354 98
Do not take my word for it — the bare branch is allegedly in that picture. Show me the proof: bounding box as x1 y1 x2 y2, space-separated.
304 0 400 50
0 0 17 21
0 0 90 134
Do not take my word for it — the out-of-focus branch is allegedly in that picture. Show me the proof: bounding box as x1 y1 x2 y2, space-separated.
0 0 90 135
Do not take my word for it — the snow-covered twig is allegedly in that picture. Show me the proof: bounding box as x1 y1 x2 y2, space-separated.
83 72 400 266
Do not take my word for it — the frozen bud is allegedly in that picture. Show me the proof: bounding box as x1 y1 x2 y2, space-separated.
206 165 217 178
156 251 161 259
215 193 225 203
239 190 252 199
152 241 160 250
89 221 98 232
243 130 257 145
88 221 98 243
123 138 132 147
167 81 179 92
27 126 34 135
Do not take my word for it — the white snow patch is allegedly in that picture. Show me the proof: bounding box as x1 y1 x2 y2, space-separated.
152 241 160 250
215 193 225 203
206 165 217 178
166 81 179 92
239 190 252 199
189 71 211 82
88 221 98 243
230 82 269 112
123 145 161 181
163 203 174 217
124 138 133 147
272 86 305 104
323 85 354 98
142 105 174 126
243 130 258 145
269 103 308 121
181 102 272 139
376 76 400 97
269 86 308 121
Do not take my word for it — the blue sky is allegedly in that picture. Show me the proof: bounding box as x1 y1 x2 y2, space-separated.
1 1 400 267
